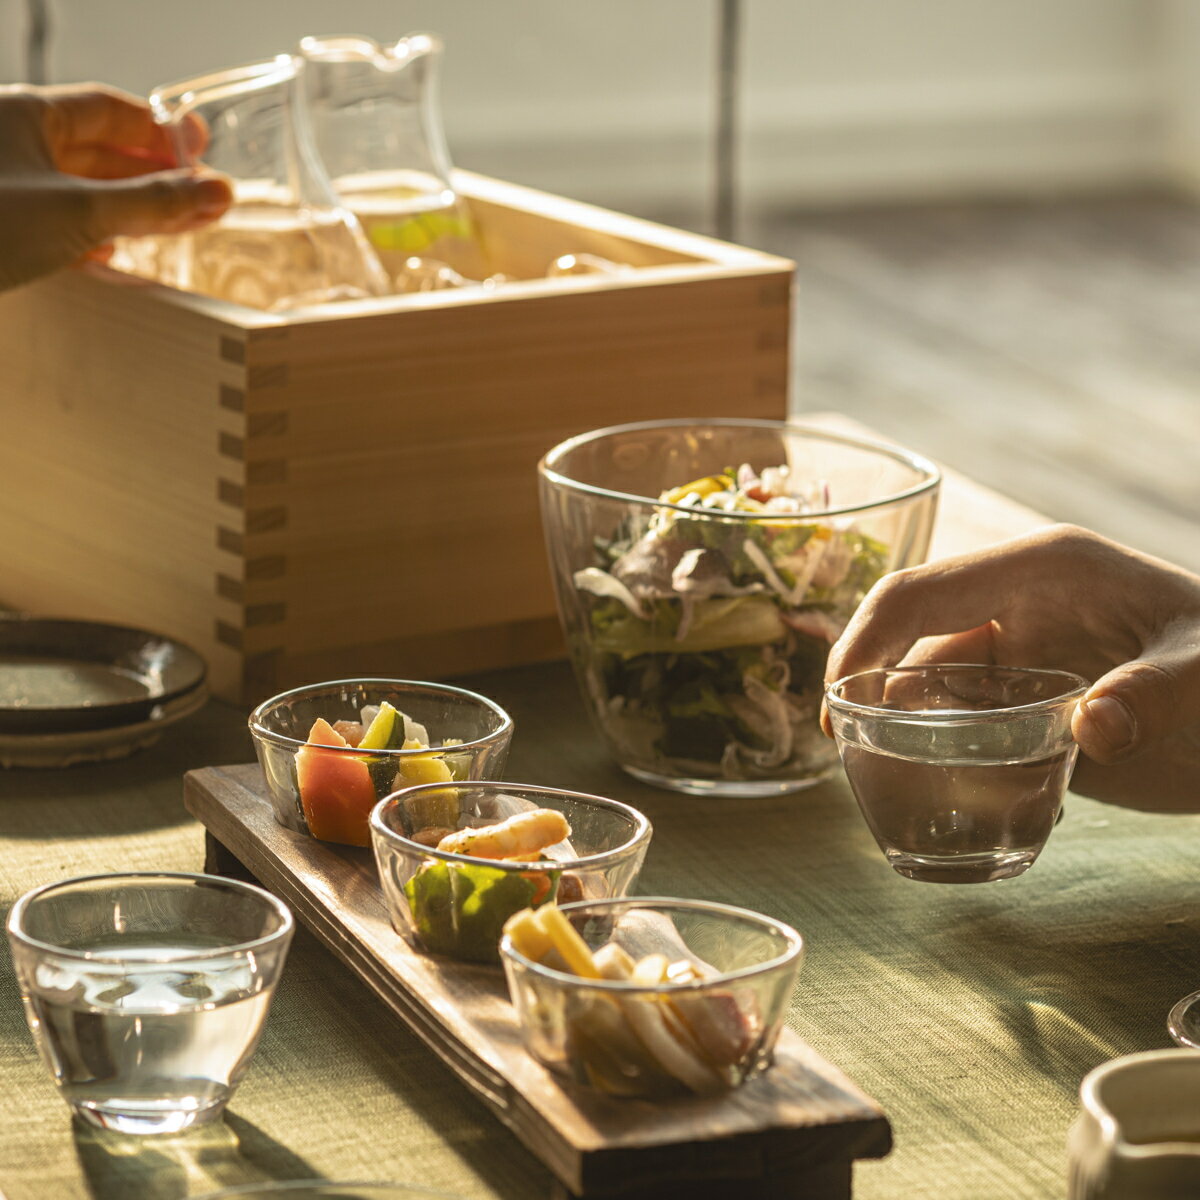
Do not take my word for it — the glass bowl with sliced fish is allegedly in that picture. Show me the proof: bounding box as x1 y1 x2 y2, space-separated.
538 419 941 797
249 679 513 846
371 782 652 964
500 897 804 1099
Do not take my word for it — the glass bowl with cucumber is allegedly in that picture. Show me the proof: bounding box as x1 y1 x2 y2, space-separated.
248 679 514 846
370 782 652 965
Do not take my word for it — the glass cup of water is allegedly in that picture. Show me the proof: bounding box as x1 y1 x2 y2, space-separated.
6 872 294 1135
825 664 1088 883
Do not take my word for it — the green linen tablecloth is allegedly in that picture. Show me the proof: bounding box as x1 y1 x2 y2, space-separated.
0 662 1195 1200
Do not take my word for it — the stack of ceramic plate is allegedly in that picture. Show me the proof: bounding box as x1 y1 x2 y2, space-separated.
0 615 208 768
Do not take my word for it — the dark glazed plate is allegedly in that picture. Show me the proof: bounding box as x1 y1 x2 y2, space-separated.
0 615 207 734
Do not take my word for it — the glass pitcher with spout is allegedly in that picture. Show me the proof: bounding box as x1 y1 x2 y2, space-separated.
299 33 491 287
114 55 389 311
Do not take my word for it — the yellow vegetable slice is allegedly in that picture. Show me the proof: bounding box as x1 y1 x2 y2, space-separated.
593 942 637 981
395 739 454 785
502 907 555 962
662 475 727 505
393 735 458 831
631 954 670 986
535 906 600 979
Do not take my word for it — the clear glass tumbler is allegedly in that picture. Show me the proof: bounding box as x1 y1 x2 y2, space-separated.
826 664 1088 883
7 872 294 1134
538 419 941 798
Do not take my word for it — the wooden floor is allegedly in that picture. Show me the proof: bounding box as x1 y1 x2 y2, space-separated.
742 192 1200 572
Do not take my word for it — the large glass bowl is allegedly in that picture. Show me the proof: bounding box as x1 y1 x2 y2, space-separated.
249 679 513 846
499 897 804 1099
538 419 941 797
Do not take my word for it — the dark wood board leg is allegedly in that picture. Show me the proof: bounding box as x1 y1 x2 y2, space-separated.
204 830 260 884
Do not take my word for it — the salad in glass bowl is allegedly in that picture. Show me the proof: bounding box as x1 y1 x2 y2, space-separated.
538 419 941 797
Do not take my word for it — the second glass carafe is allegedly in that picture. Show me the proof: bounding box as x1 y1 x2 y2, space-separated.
300 33 492 288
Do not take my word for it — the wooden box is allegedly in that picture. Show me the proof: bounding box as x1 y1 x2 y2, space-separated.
0 173 792 704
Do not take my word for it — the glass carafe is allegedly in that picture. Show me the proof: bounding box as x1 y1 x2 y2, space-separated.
114 55 389 311
299 33 491 287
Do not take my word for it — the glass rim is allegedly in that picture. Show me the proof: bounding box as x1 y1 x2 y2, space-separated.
247 678 514 756
298 32 443 64
537 417 942 519
370 781 652 873
499 895 803 993
6 871 294 964
150 55 298 119
825 662 1091 722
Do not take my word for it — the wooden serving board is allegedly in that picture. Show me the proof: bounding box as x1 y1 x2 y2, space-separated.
184 764 892 1199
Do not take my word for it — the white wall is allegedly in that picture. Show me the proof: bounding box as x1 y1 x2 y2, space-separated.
1162 0 1200 191
3 0 1196 219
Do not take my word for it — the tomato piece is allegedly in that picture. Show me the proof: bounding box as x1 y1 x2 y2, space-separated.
295 718 377 847
525 870 553 906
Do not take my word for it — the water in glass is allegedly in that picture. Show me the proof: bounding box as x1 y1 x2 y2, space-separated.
840 745 1076 883
24 934 273 1134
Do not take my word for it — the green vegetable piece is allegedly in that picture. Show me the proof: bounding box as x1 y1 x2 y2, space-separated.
404 860 539 964
592 595 787 657
358 701 400 751
367 756 401 799
360 702 427 798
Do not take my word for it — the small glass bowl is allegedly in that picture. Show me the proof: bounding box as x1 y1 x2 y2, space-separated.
538 418 940 798
249 679 513 845
826 664 1088 883
370 782 652 964
499 897 804 1098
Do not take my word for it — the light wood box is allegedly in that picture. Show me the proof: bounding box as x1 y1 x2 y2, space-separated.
0 173 792 705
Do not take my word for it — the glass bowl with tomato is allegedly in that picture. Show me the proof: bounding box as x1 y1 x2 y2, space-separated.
248 679 514 846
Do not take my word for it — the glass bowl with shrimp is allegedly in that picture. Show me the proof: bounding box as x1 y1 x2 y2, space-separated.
369 781 652 964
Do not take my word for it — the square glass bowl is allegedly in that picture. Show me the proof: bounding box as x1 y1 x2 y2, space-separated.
825 664 1088 883
249 679 513 846
538 418 940 798
499 897 804 1098
370 781 651 964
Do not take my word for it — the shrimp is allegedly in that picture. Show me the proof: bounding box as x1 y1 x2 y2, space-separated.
436 808 570 860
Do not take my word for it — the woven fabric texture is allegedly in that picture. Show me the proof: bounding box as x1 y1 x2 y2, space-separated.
0 667 1195 1200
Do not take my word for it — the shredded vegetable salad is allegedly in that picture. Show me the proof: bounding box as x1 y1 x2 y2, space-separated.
570 463 888 783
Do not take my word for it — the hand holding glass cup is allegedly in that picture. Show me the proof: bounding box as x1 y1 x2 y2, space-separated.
825 664 1088 883
6 872 293 1135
